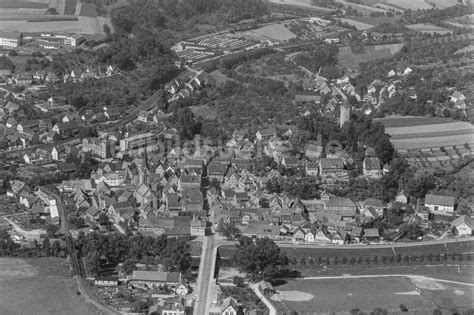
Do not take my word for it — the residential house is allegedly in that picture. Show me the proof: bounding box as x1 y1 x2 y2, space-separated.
17 120 38 134
135 184 157 210
255 127 277 142
363 157 382 178
360 198 384 217
241 223 280 239
181 187 203 212
305 140 323 160
305 162 319 177
5 117 17 128
424 194 455 213
53 120 83 137
325 197 357 220
179 175 201 190
319 158 345 177
207 162 227 182
452 215 473 236
108 201 135 223
362 228 380 242
281 156 299 168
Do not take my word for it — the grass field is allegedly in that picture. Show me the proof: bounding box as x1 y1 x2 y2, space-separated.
406 23 453 35
0 258 96 315
252 24 297 41
276 276 435 313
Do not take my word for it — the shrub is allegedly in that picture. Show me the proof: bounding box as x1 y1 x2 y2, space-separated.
233 276 245 287
432 308 442 315
399 304 408 312
300 257 307 265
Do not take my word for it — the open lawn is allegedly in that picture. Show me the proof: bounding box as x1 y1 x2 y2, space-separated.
0 258 97 315
275 276 435 313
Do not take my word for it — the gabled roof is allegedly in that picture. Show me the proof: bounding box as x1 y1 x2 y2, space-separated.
363 157 380 170
320 158 344 169
131 270 181 282
363 228 380 238
326 197 356 209
452 215 474 229
424 194 455 207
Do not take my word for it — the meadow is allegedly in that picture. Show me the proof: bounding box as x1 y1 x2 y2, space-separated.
0 258 96 315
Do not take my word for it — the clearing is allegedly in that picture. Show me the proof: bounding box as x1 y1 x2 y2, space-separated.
0 258 97 315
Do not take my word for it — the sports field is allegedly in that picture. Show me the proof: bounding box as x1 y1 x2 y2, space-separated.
275 273 474 314
275 276 435 313
0 258 96 315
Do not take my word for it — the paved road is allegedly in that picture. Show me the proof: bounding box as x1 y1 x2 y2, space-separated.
194 235 216 315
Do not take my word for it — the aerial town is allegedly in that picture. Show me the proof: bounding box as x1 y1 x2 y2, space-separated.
0 0 473 314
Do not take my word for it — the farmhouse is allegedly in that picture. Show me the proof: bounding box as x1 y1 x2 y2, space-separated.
424 194 455 213
452 215 473 236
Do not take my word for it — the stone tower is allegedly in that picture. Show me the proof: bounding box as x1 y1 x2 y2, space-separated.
339 102 350 128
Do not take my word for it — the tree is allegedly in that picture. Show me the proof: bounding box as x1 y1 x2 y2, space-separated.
98 212 111 227
46 224 60 237
216 219 240 240
233 236 289 281
84 251 101 276
233 276 245 287
51 240 61 257
42 237 51 256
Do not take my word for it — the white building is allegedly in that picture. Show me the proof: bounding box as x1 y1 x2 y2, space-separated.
452 215 473 236
64 34 84 47
0 31 21 47
424 194 455 213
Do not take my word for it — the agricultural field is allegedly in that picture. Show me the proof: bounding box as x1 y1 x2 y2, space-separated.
338 18 374 30
338 44 404 70
375 115 455 128
378 116 474 151
267 0 333 13
0 258 95 315
406 23 453 35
